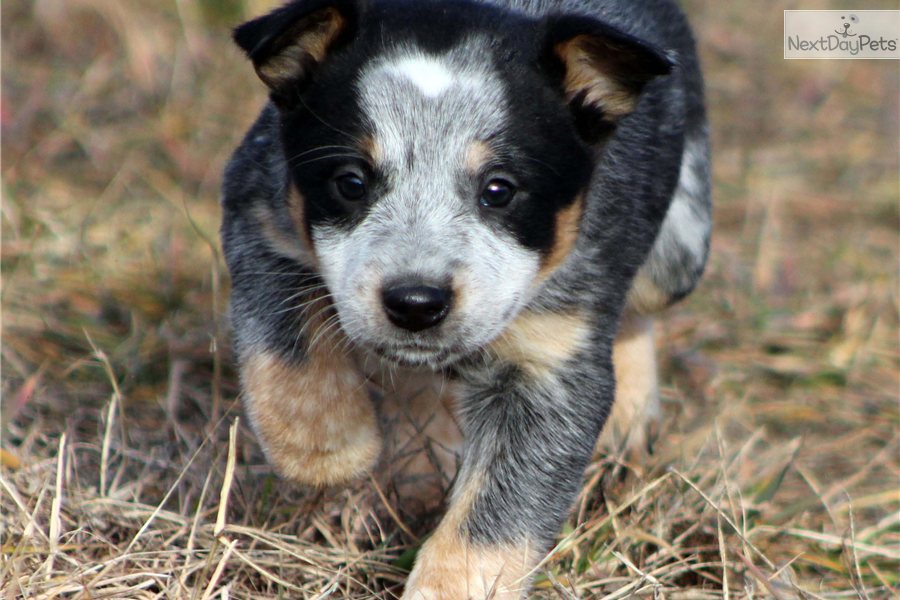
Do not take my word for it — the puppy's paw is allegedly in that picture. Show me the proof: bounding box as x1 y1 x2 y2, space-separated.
402 534 535 600
598 314 660 455
241 350 382 487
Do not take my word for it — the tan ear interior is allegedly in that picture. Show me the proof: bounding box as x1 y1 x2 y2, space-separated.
554 35 640 119
256 7 346 90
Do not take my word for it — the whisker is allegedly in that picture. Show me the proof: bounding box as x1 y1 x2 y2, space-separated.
244 270 319 279
295 303 335 338
269 294 332 316
519 154 562 177
309 312 343 351
288 301 336 357
296 95 357 140
271 287 331 313
334 332 357 360
386 360 397 390
285 144 359 162
325 320 354 360
289 153 362 168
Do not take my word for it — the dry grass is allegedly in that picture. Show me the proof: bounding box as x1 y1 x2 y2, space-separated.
2 0 898 598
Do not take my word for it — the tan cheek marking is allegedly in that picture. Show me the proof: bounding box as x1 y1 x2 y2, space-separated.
240 319 381 487
251 191 316 266
403 473 539 599
488 310 590 379
554 36 638 118
537 194 584 282
286 186 318 262
464 140 494 174
257 8 346 89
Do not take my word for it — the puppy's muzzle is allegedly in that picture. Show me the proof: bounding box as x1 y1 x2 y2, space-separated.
381 282 453 332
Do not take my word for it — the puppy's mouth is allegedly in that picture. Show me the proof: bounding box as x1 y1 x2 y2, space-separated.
370 342 468 369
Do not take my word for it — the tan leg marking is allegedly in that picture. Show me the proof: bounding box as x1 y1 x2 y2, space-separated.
625 269 671 315
598 313 660 453
402 473 539 600
537 194 584 282
286 185 318 260
250 195 313 266
241 326 381 487
488 310 590 379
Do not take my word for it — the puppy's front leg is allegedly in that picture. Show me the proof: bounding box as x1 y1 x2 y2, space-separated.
225 237 381 488
240 333 381 488
403 310 608 599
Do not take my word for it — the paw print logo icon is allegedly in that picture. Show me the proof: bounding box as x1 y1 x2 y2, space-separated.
836 14 859 38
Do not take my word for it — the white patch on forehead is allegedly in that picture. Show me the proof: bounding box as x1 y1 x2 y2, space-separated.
386 56 456 97
358 41 506 172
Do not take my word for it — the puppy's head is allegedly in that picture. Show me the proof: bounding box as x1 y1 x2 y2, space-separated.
234 0 671 368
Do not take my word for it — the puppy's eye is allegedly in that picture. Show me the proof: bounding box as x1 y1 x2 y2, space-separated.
333 170 367 201
480 178 517 208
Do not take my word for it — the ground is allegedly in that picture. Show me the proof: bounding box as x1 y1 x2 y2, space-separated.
1 0 898 598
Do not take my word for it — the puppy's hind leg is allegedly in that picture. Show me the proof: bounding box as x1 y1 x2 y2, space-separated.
599 132 712 455
598 313 659 455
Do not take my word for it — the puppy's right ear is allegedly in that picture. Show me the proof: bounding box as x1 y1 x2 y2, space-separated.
233 0 357 105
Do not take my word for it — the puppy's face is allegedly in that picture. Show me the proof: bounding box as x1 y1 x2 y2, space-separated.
292 45 589 367
234 2 670 368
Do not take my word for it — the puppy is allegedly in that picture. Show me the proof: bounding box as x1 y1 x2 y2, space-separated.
221 0 710 597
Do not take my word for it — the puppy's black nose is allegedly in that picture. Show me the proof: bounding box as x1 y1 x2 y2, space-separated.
381 284 452 332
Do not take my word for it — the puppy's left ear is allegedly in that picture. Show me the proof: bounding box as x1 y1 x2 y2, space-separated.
233 0 358 105
543 15 674 140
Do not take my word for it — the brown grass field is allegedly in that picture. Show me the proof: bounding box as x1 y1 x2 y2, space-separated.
2 0 898 598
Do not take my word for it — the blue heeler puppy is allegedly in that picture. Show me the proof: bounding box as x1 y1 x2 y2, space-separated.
221 0 710 596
